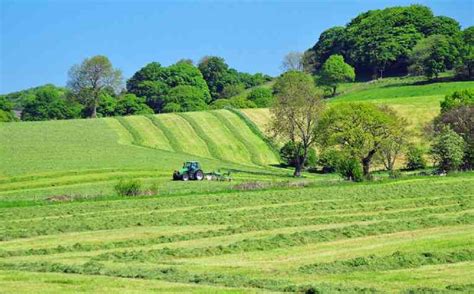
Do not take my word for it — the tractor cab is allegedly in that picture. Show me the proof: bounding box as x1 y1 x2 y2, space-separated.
173 161 204 181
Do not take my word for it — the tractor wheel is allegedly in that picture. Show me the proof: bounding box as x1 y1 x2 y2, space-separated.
182 173 189 181
195 170 204 181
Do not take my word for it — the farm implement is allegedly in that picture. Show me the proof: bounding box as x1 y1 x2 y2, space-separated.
173 161 231 181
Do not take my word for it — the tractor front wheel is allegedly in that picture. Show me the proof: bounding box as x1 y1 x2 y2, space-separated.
182 173 190 181
195 170 204 181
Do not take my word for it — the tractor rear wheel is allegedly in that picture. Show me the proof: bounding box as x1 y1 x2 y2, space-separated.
195 170 204 181
182 173 190 181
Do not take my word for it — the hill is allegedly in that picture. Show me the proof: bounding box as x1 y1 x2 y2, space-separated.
0 109 281 202
243 76 474 144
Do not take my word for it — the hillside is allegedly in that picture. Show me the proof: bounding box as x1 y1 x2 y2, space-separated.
243 77 474 143
0 109 281 202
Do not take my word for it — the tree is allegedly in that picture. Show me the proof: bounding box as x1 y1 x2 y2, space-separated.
405 145 427 170
68 55 123 118
304 5 463 79
198 56 229 100
376 107 409 171
114 94 154 116
319 55 355 96
247 87 273 107
279 141 317 169
127 61 210 112
281 52 304 72
456 26 474 79
317 103 406 177
21 86 81 121
440 89 474 113
431 126 465 172
409 35 457 79
220 83 245 99
164 86 208 112
0 96 16 122
434 105 474 169
269 71 325 176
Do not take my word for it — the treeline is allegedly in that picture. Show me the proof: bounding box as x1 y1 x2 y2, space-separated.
303 5 473 80
271 71 474 179
0 56 272 121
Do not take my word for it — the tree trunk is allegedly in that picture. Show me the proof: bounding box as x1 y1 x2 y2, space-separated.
293 164 302 177
362 150 377 177
332 86 337 97
91 103 97 118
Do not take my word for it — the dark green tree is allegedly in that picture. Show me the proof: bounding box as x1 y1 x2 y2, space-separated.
409 35 458 79
114 94 153 116
163 86 209 113
247 87 273 107
21 86 81 121
0 96 16 122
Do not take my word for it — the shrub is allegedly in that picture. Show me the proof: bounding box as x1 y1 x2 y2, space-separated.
114 179 142 196
389 170 402 179
430 127 465 172
247 87 273 107
280 141 317 169
405 146 427 170
337 157 364 182
318 149 344 173
440 89 474 113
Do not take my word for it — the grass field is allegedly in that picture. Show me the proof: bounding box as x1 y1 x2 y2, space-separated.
0 174 472 292
0 76 473 292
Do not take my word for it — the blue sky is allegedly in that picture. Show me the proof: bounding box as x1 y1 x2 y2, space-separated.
1 0 472 94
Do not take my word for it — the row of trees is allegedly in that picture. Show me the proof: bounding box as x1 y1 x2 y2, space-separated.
303 5 473 80
0 55 272 121
270 71 473 179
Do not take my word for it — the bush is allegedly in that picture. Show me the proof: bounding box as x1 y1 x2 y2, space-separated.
247 87 273 107
279 141 317 169
430 127 465 172
405 146 427 170
389 170 402 179
114 179 142 196
440 89 474 113
318 149 344 173
337 157 363 182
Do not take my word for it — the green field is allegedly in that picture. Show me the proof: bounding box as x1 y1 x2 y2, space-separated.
1 77 473 292
0 174 473 292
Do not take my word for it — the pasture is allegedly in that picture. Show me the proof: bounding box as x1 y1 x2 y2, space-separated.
0 174 473 292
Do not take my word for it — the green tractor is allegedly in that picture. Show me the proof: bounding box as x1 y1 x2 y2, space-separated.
173 161 204 181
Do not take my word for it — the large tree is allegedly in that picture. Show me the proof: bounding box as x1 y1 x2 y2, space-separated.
67 55 123 118
317 103 406 177
409 35 458 79
281 51 304 72
269 71 325 176
319 54 355 96
21 86 81 121
0 96 16 122
304 5 463 78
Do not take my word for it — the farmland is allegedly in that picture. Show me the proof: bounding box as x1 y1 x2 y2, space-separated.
1 77 473 292
0 174 473 292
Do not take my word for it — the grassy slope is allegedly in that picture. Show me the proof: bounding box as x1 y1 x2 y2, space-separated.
0 174 472 292
0 110 281 201
243 77 474 143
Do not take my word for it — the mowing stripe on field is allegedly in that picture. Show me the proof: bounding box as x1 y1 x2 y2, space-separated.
177 113 224 160
210 110 261 165
151 114 211 158
115 116 144 146
145 115 183 153
122 116 173 151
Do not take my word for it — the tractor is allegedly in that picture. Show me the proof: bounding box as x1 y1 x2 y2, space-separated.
173 161 204 181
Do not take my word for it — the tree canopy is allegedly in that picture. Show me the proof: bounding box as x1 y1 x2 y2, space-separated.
319 54 355 96
304 5 464 79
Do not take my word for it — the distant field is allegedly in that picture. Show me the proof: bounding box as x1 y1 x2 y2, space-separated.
0 174 472 292
0 109 281 202
243 78 474 144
